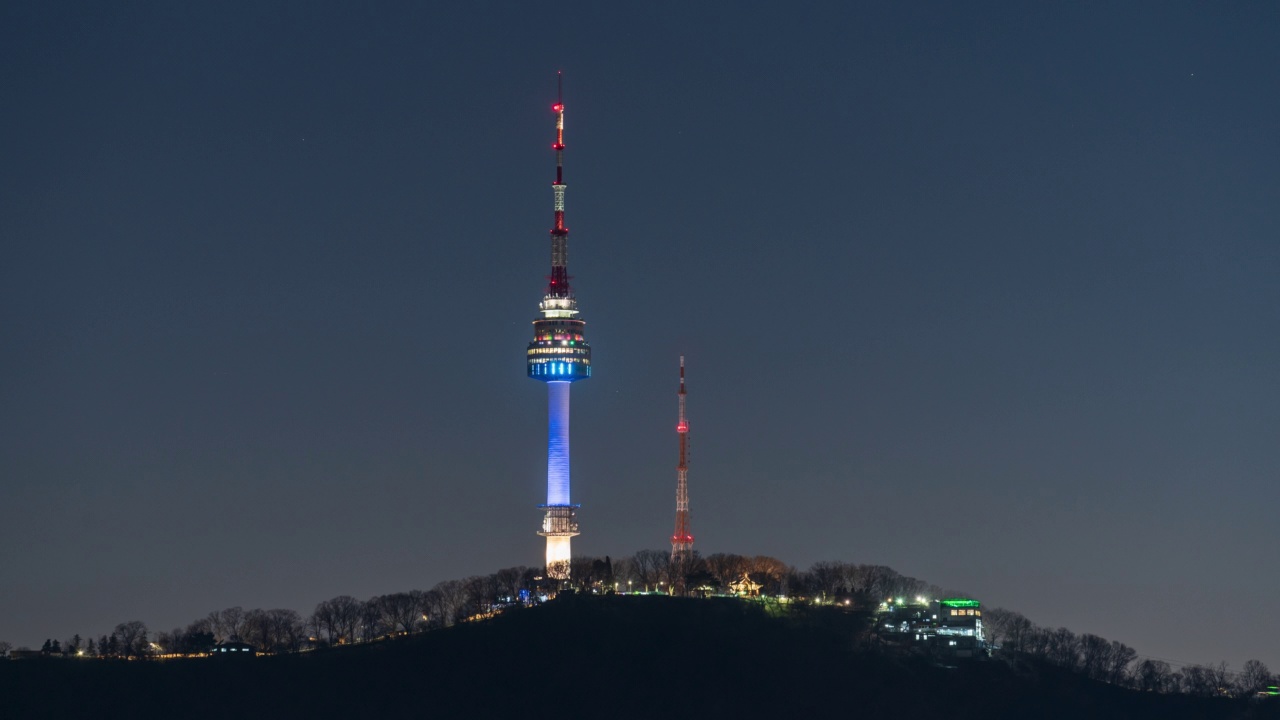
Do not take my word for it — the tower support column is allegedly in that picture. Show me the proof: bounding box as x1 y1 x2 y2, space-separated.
547 381 570 505
539 381 578 579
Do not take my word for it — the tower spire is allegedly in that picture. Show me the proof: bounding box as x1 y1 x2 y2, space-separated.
671 356 693 567
548 72 570 297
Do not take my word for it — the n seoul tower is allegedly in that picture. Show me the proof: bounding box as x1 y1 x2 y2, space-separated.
526 75 592 580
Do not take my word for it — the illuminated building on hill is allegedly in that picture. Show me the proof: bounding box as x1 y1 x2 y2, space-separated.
877 596 987 659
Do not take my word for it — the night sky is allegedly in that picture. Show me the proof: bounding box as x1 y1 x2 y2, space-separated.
2 2 1277 669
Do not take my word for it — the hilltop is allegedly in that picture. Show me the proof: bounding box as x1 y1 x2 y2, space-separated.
2 594 1273 720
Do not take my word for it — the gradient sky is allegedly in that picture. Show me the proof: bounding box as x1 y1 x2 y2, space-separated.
2 2 1277 669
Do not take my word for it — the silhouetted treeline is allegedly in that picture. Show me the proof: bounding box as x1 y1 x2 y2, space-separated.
3 594 1271 720
984 607 1276 698
3 551 1275 700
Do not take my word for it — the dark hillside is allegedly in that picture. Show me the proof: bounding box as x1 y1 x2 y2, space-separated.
1 595 1272 720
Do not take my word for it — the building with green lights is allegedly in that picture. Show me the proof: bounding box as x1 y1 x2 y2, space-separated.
876 597 987 659
932 598 984 658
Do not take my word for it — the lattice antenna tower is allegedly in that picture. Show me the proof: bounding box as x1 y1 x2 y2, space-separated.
671 357 693 564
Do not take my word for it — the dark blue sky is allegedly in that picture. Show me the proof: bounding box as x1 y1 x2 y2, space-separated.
2 2 1277 668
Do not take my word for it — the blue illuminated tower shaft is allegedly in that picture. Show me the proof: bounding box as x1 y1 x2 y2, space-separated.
527 76 590 580
546 381 571 505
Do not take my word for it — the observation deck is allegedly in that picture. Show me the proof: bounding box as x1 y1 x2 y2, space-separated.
527 316 592 382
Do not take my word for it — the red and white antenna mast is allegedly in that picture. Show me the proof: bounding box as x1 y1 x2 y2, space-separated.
548 71 570 298
671 357 693 565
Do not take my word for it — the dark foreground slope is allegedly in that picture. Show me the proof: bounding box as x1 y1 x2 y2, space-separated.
2 595 1273 720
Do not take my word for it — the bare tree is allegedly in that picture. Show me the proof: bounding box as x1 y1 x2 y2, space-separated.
1024 625 1052 659
420 589 444 629
1045 628 1081 671
154 629 178 655
426 579 469 627
569 556 600 589
183 618 215 653
464 575 501 617
379 592 423 634
268 609 306 652
809 561 848 599
704 553 747 590
114 621 148 659
309 596 361 645
883 574 930 602
311 599 338 645
1240 659 1273 696
610 556 636 590
1078 633 1111 680
206 609 226 643
1133 659 1174 693
494 567 528 600
306 606 329 647
742 556 786 595
784 568 816 598
1206 662 1233 697
328 596 362 643
631 550 669 592
234 608 300 653
1104 640 1137 686
855 565 902 602
1179 664 1218 697
667 551 705 594
984 608 1032 653
358 597 386 642
208 606 247 642
684 553 717 594
242 609 269 649
0 641 11 657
